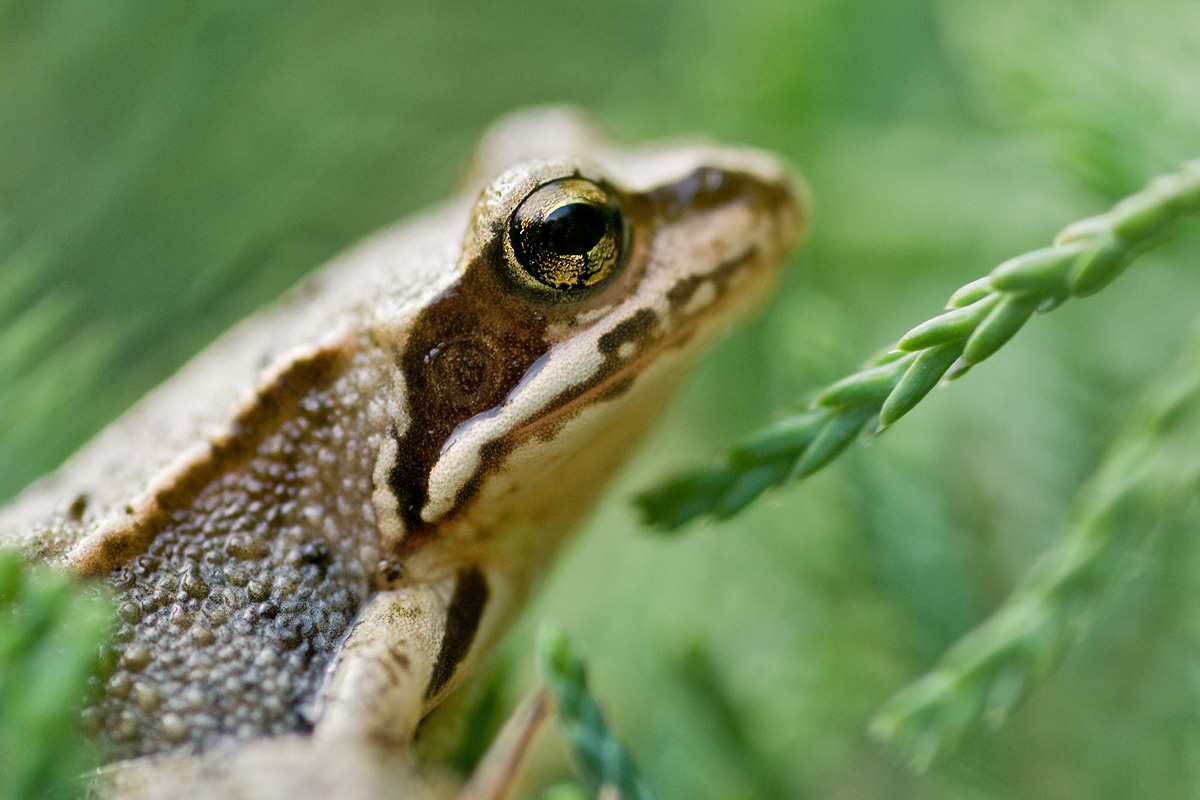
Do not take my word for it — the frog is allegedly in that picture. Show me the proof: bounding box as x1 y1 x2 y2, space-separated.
0 107 805 799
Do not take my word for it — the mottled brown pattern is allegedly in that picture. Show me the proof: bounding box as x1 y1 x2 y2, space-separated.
0 109 805 793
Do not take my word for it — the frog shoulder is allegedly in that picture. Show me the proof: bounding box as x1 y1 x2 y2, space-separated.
0 202 468 565
0 313 357 566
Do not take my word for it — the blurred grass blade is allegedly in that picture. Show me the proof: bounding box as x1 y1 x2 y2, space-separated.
0 549 112 800
871 316 1200 770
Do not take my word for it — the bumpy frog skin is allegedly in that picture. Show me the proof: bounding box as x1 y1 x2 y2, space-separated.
0 108 804 799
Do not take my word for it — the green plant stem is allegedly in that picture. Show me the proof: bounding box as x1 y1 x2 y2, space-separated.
537 627 655 800
636 159 1200 531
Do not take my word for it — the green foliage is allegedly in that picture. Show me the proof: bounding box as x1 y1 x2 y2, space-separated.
0 550 110 800
872 320 1200 768
635 160 1200 530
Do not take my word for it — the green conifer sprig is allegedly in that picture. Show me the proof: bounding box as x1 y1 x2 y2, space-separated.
537 627 655 800
636 160 1200 530
870 321 1200 770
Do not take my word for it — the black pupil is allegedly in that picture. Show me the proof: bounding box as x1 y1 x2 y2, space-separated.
542 203 607 256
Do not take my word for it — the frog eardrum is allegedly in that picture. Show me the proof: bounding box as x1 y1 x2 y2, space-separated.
506 177 628 295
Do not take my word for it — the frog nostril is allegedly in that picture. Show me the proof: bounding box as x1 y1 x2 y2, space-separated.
641 166 735 218
678 167 725 205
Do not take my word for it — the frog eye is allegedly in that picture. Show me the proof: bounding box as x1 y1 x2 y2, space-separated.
507 178 627 295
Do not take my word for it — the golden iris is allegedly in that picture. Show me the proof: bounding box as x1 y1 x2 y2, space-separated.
508 178 626 293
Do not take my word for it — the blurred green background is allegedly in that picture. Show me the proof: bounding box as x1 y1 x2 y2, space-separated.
4 0 1200 797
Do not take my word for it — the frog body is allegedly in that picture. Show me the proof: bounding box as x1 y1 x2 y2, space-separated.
0 108 803 797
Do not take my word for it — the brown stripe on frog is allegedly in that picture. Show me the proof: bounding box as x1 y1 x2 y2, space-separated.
68 339 355 577
387 235 553 537
424 566 489 701
664 246 760 315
